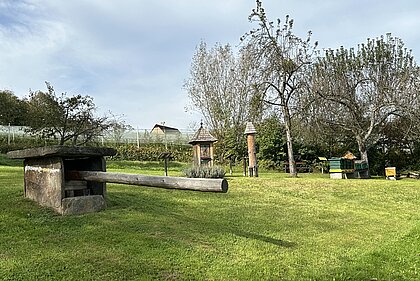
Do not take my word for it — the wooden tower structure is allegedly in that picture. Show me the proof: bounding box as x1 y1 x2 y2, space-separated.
189 123 217 167
244 122 258 177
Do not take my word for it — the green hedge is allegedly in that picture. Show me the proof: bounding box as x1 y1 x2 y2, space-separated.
0 137 193 163
111 143 192 162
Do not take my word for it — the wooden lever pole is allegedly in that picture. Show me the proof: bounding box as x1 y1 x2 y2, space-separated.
67 171 228 193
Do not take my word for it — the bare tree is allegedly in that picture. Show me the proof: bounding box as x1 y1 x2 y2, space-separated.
312 34 419 168
241 0 317 177
184 41 264 160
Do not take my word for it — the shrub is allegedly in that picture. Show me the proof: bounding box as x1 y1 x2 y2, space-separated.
258 159 280 171
111 144 192 162
183 166 226 178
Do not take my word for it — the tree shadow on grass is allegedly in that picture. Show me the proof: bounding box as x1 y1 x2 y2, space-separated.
232 228 297 248
105 188 298 249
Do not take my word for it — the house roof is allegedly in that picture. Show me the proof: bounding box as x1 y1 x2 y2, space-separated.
151 124 180 133
188 123 217 144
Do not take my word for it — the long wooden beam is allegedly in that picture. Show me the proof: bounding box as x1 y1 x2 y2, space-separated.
66 171 228 193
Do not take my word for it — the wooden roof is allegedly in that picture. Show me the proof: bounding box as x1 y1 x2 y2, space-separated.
188 123 217 144
244 122 257 135
343 151 357 160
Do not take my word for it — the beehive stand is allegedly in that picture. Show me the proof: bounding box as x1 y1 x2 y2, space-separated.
7 146 116 215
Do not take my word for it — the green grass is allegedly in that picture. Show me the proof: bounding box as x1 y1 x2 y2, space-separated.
0 159 419 280
0 154 22 167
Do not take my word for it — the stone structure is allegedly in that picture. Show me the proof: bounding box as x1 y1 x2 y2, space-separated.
7 146 116 215
244 122 258 177
8 145 228 215
189 123 217 167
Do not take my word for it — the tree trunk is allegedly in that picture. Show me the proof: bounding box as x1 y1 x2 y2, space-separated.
356 136 369 164
356 136 370 177
59 134 65 145
284 108 297 177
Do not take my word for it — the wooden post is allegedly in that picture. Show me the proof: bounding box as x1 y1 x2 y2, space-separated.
164 158 168 176
244 122 258 177
159 152 172 177
67 171 228 193
136 128 140 148
7 123 11 145
226 154 233 175
243 157 247 177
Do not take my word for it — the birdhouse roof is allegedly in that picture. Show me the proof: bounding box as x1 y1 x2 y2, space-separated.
244 122 257 135
188 123 217 144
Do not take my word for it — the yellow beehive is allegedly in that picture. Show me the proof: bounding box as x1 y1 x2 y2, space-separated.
385 167 396 178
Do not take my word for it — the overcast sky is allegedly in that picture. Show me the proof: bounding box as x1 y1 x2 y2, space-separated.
1 0 420 131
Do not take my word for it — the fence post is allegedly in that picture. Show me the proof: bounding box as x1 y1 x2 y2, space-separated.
136 128 140 148
7 123 11 145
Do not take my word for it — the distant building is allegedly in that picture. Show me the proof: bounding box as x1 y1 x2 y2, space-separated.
150 124 181 138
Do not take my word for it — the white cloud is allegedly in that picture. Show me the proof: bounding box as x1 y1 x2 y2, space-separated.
1 0 420 129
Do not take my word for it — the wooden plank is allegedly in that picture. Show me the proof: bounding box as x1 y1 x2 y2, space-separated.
67 171 228 193
64 180 88 191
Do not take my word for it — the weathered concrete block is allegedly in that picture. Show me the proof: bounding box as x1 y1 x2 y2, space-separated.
61 195 106 215
24 157 64 212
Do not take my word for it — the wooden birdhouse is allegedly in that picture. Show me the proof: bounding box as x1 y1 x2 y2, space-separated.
189 123 217 167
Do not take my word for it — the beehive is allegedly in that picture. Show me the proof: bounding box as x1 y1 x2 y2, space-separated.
385 167 397 178
329 157 354 173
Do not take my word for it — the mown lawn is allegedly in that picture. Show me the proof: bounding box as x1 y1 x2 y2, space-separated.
0 157 419 280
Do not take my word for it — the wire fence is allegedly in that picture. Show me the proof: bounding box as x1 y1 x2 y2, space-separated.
0 125 196 146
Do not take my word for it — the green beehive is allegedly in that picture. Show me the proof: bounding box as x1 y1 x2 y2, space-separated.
329 158 354 172
355 161 368 170
329 158 342 169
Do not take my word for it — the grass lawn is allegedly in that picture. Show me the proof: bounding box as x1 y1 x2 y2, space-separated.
0 156 419 280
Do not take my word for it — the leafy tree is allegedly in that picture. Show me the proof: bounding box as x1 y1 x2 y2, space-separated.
0 90 28 126
256 114 286 169
312 34 419 169
184 41 264 161
241 0 317 177
26 82 112 145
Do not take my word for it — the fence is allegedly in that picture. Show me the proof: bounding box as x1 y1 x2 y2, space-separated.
0 125 29 145
0 125 196 146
